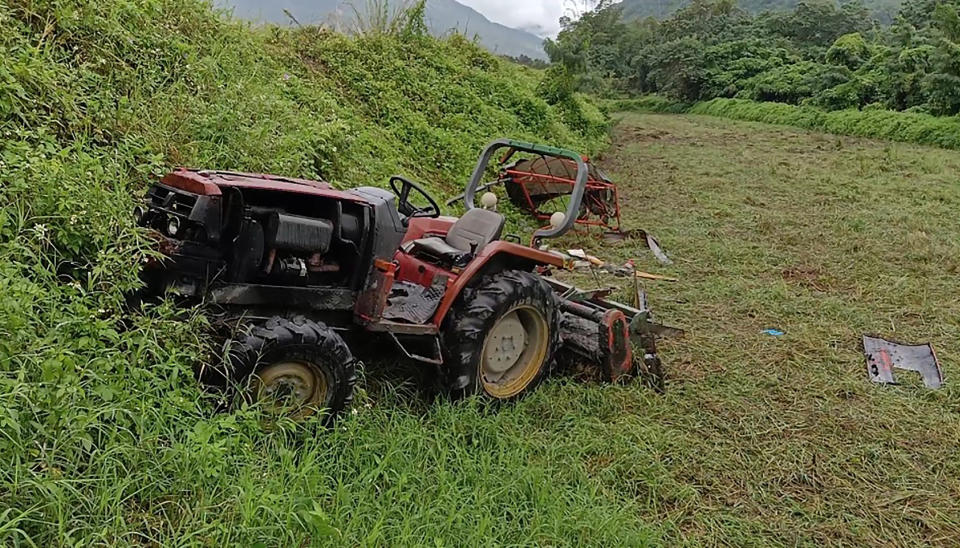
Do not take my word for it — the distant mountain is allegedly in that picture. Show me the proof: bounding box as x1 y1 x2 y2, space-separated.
215 0 548 60
617 0 903 22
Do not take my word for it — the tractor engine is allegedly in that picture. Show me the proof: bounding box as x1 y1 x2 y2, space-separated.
137 171 369 297
225 208 341 286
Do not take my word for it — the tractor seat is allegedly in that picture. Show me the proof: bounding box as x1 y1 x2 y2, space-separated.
408 208 505 267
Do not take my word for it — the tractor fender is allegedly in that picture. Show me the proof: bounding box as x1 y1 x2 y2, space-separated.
432 241 564 326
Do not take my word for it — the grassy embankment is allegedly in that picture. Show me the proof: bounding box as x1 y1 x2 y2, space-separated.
1 0 608 544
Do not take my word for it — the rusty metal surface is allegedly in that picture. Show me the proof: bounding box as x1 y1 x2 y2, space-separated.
863 335 943 389
161 168 367 202
365 321 439 335
429 241 565 325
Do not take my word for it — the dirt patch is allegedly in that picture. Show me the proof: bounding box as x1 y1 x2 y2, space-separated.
781 265 833 292
628 128 671 142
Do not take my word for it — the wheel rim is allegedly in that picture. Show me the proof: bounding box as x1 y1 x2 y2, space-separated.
251 360 329 419
480 305 549 398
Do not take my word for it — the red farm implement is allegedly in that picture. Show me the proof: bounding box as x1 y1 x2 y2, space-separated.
500 152 623 233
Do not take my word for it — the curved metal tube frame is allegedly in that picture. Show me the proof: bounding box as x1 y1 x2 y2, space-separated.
464 138 588 241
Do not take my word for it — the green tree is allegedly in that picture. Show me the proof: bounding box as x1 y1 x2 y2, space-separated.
923 3 960 114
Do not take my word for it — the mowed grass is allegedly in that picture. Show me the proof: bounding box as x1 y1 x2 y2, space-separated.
543 112 960 545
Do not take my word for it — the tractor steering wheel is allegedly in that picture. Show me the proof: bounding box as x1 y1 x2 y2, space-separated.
389 176 441 220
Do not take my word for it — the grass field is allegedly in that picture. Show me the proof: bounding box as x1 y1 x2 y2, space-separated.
545 112 960 545
6 111 960 546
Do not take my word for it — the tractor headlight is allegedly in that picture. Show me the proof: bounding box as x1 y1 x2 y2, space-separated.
166 216 181 237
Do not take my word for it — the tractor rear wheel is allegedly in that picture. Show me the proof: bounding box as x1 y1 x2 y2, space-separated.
442 270 560 400
228 317 357 424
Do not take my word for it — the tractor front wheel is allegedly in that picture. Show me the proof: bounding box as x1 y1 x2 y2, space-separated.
228 317 358 424
442 270 560 400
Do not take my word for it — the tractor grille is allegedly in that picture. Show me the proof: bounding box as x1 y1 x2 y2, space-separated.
147 184 198 218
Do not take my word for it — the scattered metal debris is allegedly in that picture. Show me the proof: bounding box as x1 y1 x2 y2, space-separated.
645 232 673 265
565 249 677 281
602 230 629 243
863 335 943 389
600 229 674 265
599 263 635 277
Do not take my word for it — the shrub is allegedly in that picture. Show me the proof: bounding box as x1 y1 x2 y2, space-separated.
826 32 871 69
688 98 960 149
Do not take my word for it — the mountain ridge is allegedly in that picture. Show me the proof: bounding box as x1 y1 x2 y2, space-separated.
216 0 548 59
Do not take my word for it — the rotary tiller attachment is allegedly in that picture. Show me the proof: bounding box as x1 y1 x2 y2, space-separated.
546 278 682 392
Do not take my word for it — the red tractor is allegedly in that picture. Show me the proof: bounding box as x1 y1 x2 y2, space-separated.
137 139 670 422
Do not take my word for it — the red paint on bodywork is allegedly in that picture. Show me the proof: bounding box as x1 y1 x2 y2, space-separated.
429 241 564 325
394 252 457 289
401 216 457 243
160 171 222 196
161 169 368 203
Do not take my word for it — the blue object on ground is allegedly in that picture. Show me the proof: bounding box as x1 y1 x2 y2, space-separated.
762 329 785 336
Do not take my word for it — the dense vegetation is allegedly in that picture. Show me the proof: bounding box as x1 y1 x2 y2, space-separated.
548 0 960 117
618 0 905 22
0 0 607 543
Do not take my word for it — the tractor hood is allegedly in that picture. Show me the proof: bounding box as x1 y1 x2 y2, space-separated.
160 169 369 203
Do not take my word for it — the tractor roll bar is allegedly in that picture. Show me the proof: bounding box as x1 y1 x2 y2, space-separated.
465 138 588 241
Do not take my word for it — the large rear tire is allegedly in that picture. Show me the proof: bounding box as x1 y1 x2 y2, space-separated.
228 316 357 424
442 270 560 400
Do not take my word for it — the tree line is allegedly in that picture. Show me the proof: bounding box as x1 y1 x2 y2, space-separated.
544 0 960 116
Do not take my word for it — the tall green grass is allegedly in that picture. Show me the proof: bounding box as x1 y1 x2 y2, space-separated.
0 0 609 544
613 96 960 150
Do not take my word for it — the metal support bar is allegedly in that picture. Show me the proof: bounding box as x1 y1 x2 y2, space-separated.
387 332 444 365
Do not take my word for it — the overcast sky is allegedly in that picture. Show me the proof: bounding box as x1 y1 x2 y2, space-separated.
456 0 603 37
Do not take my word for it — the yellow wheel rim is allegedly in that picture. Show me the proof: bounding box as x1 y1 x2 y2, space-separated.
480 305 549 398
251 360 329 419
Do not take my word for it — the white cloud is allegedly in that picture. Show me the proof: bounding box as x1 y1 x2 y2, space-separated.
456 0 602 38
